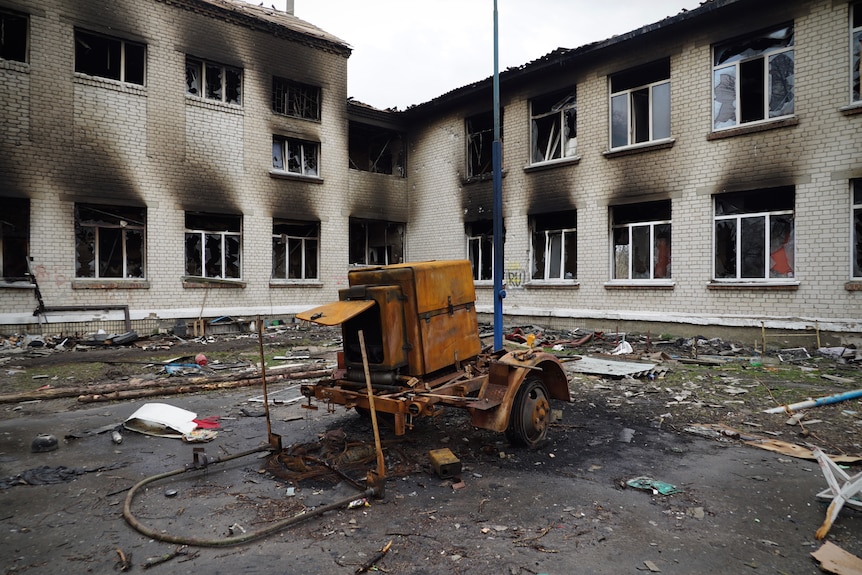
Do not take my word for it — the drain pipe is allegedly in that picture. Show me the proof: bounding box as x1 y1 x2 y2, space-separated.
123 444 377 547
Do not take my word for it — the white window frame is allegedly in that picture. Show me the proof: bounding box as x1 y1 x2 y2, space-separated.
852 180 862 279
712 25 795 131
272 220 319 281
851 3 862 104
349 220 403 267
184 214 242 280
272 136 320 177
272 77 321 120
74 204 146 280
530 90 577 164
610 80 670 149
466 221 494 282
74 29 146 85
530 212 577 282
186 57 242 105
712 191 795 282
611 205 671 282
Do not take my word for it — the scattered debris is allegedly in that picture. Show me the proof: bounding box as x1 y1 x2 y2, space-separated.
30 433 58 453
626 476 681 495
764 389 862 414
123 402 218 442
354 540 392 575
811 541 862 575
813 447 862 540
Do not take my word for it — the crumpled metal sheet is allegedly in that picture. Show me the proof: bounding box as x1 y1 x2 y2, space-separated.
564 355 660 379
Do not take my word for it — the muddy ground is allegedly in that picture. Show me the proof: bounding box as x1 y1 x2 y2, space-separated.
1 325 861 574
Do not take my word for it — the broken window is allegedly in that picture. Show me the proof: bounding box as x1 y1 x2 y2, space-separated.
853 4 862 103
531 211 576 281
612 201 671 280
531 89 577 164
466 111 500 178
348 219 403 266
610 59 670 149
272 136 319 177
272 219 319 280
272 77 320 120
348 122 405 176
75 204 145 279
713 187 794 281
0 198 29 281
0 10 27 63
186 57 241 105
853 180 862 278
75 29 145 85
184 212 241 280
466 220 495 281
713 25 794 130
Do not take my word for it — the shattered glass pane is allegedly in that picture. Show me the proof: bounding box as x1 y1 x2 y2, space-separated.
305 238 318 279
853 31 861 102
768 52 794 118
548 232 562 279
288 237 302 279
349 221 367 265
186 60 201 95
631 225 650 279
225 67 241 105
653 224 671 279
184 233 202 277
98 227 124 278
713 66 737 129
611 94 628 148
531 231 546 280
205 64 222 101
272 140 284 170
739 58 765 123
303 144 318 176
714 25 793 66
563 231 577 279
204 233 222 278
287 141 302 173
272 237 286 279
224 234 240 278
769 214 794 278
631 88 650 144
76 226 96 278
741 216 766 278
613 227 629 279
714 220 737 279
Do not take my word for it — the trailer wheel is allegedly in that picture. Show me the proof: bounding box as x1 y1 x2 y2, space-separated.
505 376 550 448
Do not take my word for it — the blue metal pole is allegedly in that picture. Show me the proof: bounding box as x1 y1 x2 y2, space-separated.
492 0 504 351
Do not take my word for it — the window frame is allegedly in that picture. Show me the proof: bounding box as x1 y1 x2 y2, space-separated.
851 3 862 104
74 29 146 85
272 136 320 177
348 219 404 267
530 89 577 165
610 202 672 282
0 9 28 63
530 211 577 282
185 56 242 105
74 204 146 280
184 213 242 281
712 188 795 283
272 77 321 120
712 24 795 131
609 60 671 150
852 180 862 279
272 219 319 281
466 111 499 179
466 220 495 282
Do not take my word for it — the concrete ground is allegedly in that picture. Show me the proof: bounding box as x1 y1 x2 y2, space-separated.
2 369 859 575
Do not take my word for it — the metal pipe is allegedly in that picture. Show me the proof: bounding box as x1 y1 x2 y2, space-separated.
764 389 862 414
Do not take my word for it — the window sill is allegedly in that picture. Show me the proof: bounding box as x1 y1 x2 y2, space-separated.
845 281 862 291
462 169 508 185
0 59 29 73
0 280 35 289
74 73 146 96
269 170 324 184
270 280 324 288
603 138 675 159
604 280 675 290
184 94 244 114
182 277 246 288
707 116 798 141
524 156 580 173
525 280 579 289
72 279 150 289
707 280 800 290
840 103 862 117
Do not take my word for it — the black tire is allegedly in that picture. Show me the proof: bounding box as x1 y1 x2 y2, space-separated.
505 376 551 448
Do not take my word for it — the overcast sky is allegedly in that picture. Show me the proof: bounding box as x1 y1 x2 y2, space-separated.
263 1 705 110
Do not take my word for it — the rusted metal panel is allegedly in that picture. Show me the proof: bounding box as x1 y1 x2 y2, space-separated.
296 300 375 326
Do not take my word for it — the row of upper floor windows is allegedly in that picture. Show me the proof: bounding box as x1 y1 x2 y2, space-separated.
0 10 323 122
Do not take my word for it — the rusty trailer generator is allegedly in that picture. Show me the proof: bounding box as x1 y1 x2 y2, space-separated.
297 260 570 447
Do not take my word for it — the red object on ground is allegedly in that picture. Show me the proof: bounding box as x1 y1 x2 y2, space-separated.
192 416 221 429
195 353 207 366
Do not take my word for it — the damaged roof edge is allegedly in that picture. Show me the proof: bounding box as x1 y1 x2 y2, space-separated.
402 0 738 116
156 0 352 57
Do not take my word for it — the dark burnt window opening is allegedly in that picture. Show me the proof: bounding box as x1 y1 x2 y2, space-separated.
348 123 405 176
1 198 29 281
612 201 671 281
853 4 862 102
272 77 320 120
854 180 862 279
713 187 795 281
466 220 498 281
186 57 242 105
75 29 145 85
0 10 28 63
75 204 146 279
272 219 319 280
272 136 319 177
531 89 576 164
713 24 794 130
348 219 403 266
531 210 576 280
184 212 241 280
466 111 500 178
610 59 670 149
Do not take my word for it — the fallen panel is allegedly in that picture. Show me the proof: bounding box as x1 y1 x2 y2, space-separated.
565 355 658 378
